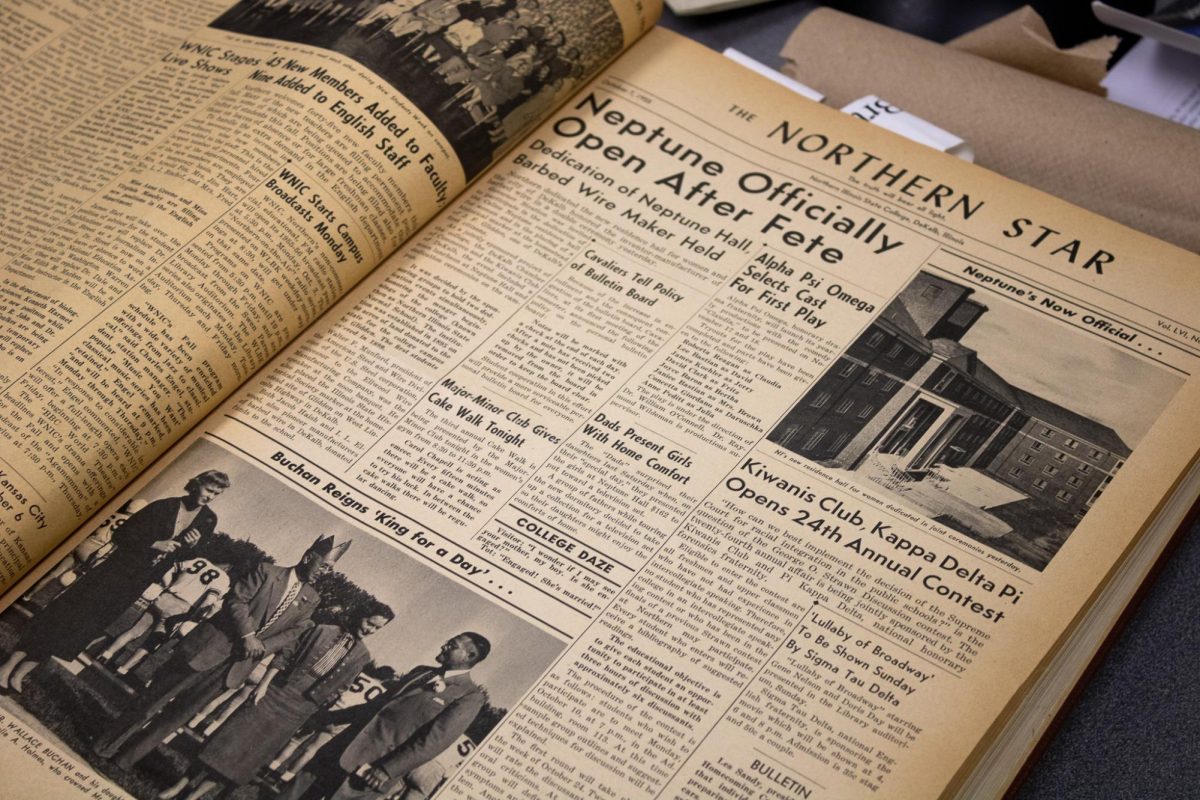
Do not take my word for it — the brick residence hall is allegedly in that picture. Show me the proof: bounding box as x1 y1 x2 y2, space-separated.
768 271 1129 524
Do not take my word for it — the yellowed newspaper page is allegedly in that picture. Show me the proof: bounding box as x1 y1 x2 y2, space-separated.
1 27 1198 800
0 0 660 591
0 0 233 228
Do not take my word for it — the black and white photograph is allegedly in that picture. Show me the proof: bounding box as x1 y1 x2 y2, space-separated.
767 270 1184 571
0 439 563 800
210 0 625 179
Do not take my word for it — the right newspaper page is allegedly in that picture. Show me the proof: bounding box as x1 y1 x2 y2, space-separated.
2 26 1199 800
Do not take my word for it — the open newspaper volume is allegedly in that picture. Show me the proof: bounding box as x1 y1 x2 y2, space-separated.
1 0 1198 797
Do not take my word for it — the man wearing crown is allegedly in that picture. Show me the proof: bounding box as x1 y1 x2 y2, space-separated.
93 534 350 772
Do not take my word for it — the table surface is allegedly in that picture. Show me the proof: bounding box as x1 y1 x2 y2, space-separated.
659 2 1200 798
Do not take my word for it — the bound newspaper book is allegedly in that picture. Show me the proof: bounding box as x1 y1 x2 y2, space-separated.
1 1 1198 798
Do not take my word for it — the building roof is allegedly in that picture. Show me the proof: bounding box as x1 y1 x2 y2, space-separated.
970 360 1021 408
880 300 928 343
930 338 972 361
929 339 1022 407
1011 388 1131 457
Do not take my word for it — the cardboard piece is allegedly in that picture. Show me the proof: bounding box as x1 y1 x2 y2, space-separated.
780 8 1200 253
950 6 1117 94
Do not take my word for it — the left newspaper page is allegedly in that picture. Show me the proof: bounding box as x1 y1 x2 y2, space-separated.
0 0 660 592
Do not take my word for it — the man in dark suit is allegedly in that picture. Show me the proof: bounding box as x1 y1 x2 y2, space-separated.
93 534 351 770
280 632 491 800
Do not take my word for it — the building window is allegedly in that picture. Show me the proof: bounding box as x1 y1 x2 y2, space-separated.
866 332 884 347
1042 465 1059 475
1019 454 1033 465
1040 426 1054 438
921 285 943 300
1053 452 1067 462
831 432 850 451
834 399 854 415
862 370 877 386
1067 476 1082 487
905 353 920 366
1029 441 1043 452
1089 448 1104 460
1056 490 1073 502
1114 460 1124 472
1077 463 1091 474
1064 437 1078 449
804 428 827 450
857 404 875 419
886 343 903 358
933 372 954 392
838 362 856 378
810 392 831 408
1009 467 1023 477
1033 478 1048 490
882 379 897 392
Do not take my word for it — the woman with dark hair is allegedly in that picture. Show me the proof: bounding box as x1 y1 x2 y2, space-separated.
161 603 394 800
0 470 231 693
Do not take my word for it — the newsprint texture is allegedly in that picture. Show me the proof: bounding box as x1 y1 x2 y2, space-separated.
1 3 1199 800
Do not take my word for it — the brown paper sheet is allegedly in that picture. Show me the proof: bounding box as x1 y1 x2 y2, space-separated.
780 8 1200 253
949 6 1117 95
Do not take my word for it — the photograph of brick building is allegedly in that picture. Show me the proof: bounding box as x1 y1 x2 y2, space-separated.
768 271 1179 570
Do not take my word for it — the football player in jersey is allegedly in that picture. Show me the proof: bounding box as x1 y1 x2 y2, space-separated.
95 556 232 674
